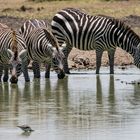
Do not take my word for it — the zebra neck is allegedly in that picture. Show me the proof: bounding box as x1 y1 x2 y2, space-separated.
46 45 53 57
117 36 139 57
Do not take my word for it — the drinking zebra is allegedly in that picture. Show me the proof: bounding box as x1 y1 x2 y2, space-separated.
19 19 65 79
19 19 47 78
51 8 140 74
0 23 29 83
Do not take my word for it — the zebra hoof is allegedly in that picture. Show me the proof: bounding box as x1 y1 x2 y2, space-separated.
34 75 40 79
45 75 50 78
45 73 50 78
25 79 30 82
3 77 8 82
10 76 18 84
57 72 65 79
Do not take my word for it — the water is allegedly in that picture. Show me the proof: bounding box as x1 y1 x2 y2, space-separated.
0 67 140 140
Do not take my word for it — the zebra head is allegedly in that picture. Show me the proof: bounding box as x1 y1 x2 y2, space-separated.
134 45 140 68
9 30 28 83
9 49 28 83
8 49 21 84
52 47 65 79
9 60 22 84
8 30 20 83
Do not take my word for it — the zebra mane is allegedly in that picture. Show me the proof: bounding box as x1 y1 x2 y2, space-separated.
11 28 18 61
109 18 130 30
109 17 140 41
43 28 60 52
97 14 140 42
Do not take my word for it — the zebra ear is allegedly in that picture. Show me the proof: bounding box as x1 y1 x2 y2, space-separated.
138 44 140 49
7 49 14 63
48 43 52 48
61 43 66 47
18 49 27 61
7 49 14 57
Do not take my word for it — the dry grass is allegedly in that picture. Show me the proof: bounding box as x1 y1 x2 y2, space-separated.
0 0 140 20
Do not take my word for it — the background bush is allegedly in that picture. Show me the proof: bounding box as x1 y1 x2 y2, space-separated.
29 0 70 2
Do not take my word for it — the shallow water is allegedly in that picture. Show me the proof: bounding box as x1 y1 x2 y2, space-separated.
0 67 140 140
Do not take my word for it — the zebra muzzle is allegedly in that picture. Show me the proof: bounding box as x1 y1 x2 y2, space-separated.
10 76 18 84
57 70 65 79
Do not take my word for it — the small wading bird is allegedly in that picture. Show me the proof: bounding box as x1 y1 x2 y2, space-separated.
17 125 34 132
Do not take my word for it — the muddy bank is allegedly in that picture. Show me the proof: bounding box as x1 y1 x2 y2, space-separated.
0 15 139 70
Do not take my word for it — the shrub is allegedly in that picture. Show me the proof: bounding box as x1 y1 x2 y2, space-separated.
29 0 70 2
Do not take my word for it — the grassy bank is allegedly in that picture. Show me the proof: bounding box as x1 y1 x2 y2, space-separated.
0 0 140 20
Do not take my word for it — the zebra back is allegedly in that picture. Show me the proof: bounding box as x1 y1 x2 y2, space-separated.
19 19 48 39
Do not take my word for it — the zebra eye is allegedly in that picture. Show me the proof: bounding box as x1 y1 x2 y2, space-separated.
17 63 21 68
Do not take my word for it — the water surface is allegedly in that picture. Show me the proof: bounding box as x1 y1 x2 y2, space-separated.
0 67 140 140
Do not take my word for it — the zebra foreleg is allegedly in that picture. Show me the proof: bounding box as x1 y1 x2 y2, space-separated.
96 50 103 74
108 49 116 74
0 64 3 82
22 61 30 82
3 64 9 82
62 45 72 74
45 63 51 78
32 61 40 78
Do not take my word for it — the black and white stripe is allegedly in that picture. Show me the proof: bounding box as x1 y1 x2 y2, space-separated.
51 8 140 74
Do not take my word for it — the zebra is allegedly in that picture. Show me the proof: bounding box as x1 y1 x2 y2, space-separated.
0 23 29 83
19 19 65 79
51 8 140 74
19 19 48 78
19 21 65 79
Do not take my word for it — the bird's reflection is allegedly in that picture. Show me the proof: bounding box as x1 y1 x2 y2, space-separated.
20 131 32 137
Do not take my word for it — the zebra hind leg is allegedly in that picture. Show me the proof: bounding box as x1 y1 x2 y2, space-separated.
108 49 116 74
0 64 3 83
96 50 103 74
